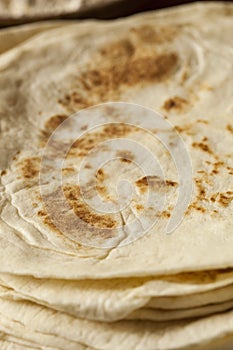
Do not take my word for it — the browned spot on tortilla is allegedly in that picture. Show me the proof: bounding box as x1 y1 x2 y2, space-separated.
64 185 116 229
213 161 224 169
192 141 213 154
165 180 178 187
84 164 92 169
38 185 118 243
96 185 108 198
195 178 207 202
18 157 40 179
227 166 233 175
60 52 178 112
68 124 133 158
1 170 7 176
38 209 63 234
197 119 209 124
40 114 68 145
12 150 20 161
100 39 135 60
174 125 191 133
116 150 135 163
135 204 144 211
135 176 178 193
163 96 188 111
226 124 233 134
218 192 233 207
86 53 177 88
131 25 178 44
62 167 76 175
210 193 218 203
121 158 132 163
45 114 68 131
96 168 105 181
161 210 171 218
186 202 206 214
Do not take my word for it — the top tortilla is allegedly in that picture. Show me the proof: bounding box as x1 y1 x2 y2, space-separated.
0 1 232 279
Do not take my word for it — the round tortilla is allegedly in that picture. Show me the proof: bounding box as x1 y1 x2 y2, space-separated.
0 2 233 280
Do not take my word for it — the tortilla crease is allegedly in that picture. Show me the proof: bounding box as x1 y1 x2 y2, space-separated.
2 279 233 322
1 271 233 322
1 287 233 349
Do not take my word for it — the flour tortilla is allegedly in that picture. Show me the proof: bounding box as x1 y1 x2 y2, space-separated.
128 300 233 322
1 271 233 322
2 289 233 350
1 3 233 349
0 2 233 280
148 283 233 309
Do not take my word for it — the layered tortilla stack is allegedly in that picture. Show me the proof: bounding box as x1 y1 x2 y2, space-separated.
0 2 233 349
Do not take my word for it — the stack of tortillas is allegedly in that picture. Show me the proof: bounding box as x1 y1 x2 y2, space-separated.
0 2 233 349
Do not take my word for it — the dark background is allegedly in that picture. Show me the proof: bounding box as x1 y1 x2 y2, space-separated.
79 0 233 19
1 0 232 27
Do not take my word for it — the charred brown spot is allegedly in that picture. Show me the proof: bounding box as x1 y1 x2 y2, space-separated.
96 168 105 181
226 124 233 134
38 209 63 234
165 180 178 187
1 170 7 176
69 124 133 158
210 193 218 203
100 39 135 60
135 176 177 193
121 158 132 163
84 164 92 169
192 142 213 154
116 150 135 163
218 192 233 207
227 166 233 175
163 96 188 111
18 157 40 179
135 204 144 211
186 202 206 214
64 185 116 229
96 185 108 198
60 52 178 112
161 210 171 218
197 119 209 124
103 124 132 137
85 53 174 88
45 114 68 132
40 115 68 145
62 167 76 175
195 178 207 201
